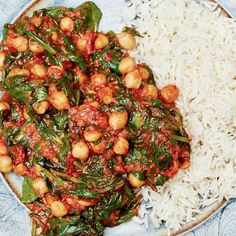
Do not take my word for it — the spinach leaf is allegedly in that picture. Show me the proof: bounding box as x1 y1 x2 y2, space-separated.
53 111 69 132
34 156 63 172
58 133 70 160
151 99 162 107
65 53 87 72
16 25 57 55
33 86 48 103
92 44 122 74
130 112 143 129
59 73 80 105
49 216 98 236
2 23 9 42
125 148 151 165
37 120 63 145
45 54 62 67
79 1 102 32
62 35 76 53
5 76 33 103
22 177 38 203
40 170 55 193
42 6 65 18
153 143 173 170
131 170 146 181
62 189 98 199
153 174 168 186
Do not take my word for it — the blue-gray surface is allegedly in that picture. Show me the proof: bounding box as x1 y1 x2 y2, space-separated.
0 0 236 235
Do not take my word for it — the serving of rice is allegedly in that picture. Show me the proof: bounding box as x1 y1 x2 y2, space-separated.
122 0 236 231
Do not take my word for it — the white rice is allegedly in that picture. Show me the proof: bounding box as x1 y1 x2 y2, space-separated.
122 0 236 231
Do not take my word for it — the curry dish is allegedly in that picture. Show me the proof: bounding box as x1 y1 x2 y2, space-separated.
0 2 190 235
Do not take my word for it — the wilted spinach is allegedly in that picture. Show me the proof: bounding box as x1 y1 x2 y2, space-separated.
22 177 38 203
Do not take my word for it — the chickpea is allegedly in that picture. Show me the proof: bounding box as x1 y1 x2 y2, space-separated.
23 108 30 120
124 69 142 89
98 87 113 104
91 73 107 86
91 142 106 154
72 141 89 161
33 100 50 115
145 84 158 99
29 39 44 54
48 66 64 80
94 33 109 50
117 32 136 50
138 67 150 80
60 17 74 32
180 159 191 169
0 141 8 156
0 102 10 112
90 100 100 109
50 201 68 217
84 129 103 142
75 36 87 52
51 32 58 41
0 52 6 70
32 177 49 196
74 67 88 84
109 111 128 130
128 173 145 188
119 57 136 74
13 163 27 176
113 137 129 155
160 84 179 103
12 36 28 52
77 198 95 207
30 64 47 78
8 68 30 77
45 193 59 206
0 156 13 173
49 91 70 110
30 16 42 27
33 164 43 176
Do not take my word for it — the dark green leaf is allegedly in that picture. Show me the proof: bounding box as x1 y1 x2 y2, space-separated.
16 25 57 55
62 35 76 52
65 53 87 72
62 189 98 199
153 174 168 186
79 1 102 32
5 76 33 103
49 216 98 236
37 121 63 145
2 24 9 42
151 99 162 107
43 6 65 18
130 112 143 128
59 73 80 106
33 86 48 103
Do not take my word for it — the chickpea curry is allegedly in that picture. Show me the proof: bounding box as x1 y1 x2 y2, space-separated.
0 2 191 235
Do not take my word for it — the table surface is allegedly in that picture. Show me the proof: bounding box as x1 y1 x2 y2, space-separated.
0 0 236 235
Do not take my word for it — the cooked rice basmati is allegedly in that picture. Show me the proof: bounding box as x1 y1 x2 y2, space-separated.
122 0 236 230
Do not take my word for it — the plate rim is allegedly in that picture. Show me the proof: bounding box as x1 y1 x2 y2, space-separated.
0 0 230 235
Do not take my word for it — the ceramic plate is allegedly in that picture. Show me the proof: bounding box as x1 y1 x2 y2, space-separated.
0 0 229 235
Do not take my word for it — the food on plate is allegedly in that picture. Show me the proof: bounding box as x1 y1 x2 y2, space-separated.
122 0 236 231
0 1 190 235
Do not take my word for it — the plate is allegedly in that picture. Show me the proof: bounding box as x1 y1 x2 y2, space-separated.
0 0 229 235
